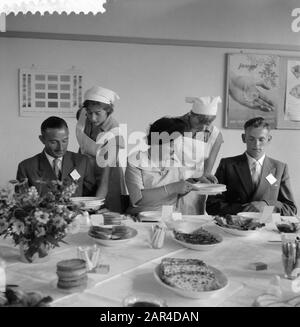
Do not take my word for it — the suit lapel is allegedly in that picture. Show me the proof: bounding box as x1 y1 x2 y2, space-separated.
253 156 276 200
38 152 57 180
233 154 254 197
61 151 75 181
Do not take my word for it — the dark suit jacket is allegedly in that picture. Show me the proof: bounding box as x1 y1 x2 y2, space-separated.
206 153 297 216
16 151 97 196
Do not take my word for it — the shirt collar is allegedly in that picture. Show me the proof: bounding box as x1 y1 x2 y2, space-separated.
44 151 63 165
245 152 265 167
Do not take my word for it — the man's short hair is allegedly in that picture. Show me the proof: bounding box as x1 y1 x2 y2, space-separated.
41 116 68 134
244 117 270 131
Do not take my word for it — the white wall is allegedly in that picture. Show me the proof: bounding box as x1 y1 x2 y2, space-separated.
6 0 300 46
0 37 300 210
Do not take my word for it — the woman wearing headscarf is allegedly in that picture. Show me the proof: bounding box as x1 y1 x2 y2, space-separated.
174 96 222 214
76 86 127 213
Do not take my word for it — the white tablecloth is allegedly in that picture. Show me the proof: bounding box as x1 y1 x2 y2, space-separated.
0 219 290 307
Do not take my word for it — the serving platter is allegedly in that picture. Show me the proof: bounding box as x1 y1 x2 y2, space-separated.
214 223 262 236
88 226 138 246
153 265 228 299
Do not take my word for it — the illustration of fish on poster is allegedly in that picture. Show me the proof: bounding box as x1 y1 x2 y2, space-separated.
285 60 300 122
226 53 280 129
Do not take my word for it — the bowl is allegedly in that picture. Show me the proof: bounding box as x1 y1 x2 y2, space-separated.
171 226 223 251
122 293 167 307
153 264 228 299
275 216 300 233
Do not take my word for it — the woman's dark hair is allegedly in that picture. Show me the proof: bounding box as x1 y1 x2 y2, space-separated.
244 117 270 131
83 100 114 116
189 112 216 125
147 117 187 145
41 116 68 135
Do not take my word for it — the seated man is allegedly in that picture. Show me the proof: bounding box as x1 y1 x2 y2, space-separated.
206 117 297 216
17 116 97 196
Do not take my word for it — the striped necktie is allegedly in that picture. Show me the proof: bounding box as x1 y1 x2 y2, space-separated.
53 158 62 180
251 161 260 188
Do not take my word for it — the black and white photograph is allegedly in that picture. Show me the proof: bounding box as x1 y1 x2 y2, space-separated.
1 0 300 313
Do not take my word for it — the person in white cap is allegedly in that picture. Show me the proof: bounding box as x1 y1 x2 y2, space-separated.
174 96 223 214
76 86 128 213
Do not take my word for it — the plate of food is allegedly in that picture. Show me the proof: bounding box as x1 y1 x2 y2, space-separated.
275 216 300 233
171 225 223 251
191 183 227 195
71 197 105 210
0 285 52 307
88 225 137 246
153 258 228 299
214 215 265 236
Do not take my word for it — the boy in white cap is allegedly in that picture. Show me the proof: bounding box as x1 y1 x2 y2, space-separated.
76 86 128 213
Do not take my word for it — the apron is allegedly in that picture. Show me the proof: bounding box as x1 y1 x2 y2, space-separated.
76 109 128 212
173 135 207 215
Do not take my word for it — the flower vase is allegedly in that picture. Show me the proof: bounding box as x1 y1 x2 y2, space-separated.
19 242 50 264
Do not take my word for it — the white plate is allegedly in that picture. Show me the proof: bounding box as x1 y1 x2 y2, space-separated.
214 223 261 236
71 197 105 210
138 211 162 222
171 228 223 251
192 183 226 195
153 265 228 299
237 212 262 220
50 277 95 294
88 227 138 246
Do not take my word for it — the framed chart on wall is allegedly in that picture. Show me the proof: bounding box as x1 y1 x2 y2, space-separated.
225 53 280 129
19 68 83 117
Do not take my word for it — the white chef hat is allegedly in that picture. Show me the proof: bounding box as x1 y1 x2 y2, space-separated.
185 96 221 116
84 86 120 105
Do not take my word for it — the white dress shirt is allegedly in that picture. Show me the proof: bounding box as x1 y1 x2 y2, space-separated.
44 151 63 173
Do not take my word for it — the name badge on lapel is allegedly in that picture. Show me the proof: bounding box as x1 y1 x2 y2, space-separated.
70 169 81 181
266 173 277 185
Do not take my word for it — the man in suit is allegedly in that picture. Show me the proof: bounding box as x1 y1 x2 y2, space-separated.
17 116 97 196
206 117 297 216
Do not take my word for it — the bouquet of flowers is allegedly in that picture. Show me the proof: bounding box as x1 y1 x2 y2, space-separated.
0 179 84 262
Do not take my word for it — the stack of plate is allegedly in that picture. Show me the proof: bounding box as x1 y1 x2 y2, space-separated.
138 211 162 222
192 183 226 195
103 212 124 225
70 197 105 210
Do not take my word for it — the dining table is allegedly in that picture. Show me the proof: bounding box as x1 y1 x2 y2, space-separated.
0 215 296 307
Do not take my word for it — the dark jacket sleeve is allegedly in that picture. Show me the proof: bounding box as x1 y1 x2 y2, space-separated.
264 164 297 215
206 159 244 215
82 157 97 196
16 162 28 182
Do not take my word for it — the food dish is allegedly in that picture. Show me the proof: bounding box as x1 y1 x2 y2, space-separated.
153 258 228 299
102 212 124 225
88 225 138 246
191 183 226 195
138 211 162 222
71 197 105 210
0 286 52 307
214 215 265 236
275 216 300 233
56 259 88 292
172 227 223 251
